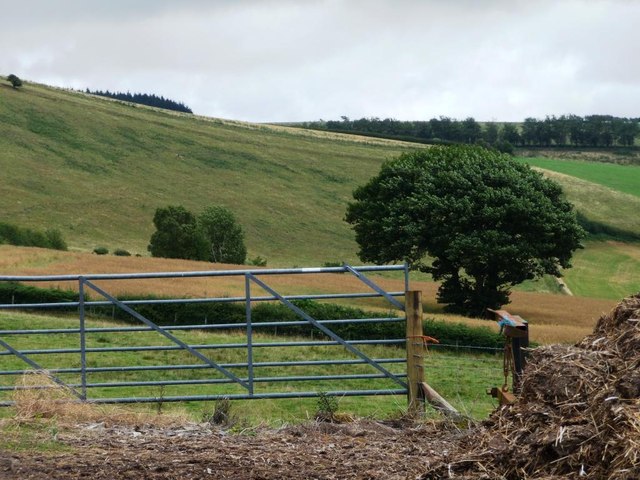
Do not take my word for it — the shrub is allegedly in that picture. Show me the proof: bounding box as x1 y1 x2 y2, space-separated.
322 261 343 268
203 397 237 427
93 246 109 255
45 229 67 250
315 392 340 422
248 256 267 267
423 318 504 350
113 249 131 256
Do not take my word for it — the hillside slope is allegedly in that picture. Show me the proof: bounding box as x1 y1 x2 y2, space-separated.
0 81 415 264
535 169 640 237
1 81 638 301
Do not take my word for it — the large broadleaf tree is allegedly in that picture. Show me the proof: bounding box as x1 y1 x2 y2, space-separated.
345 145 584 316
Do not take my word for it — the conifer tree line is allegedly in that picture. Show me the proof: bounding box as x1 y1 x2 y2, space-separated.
85 89 193 114
307 115 639 148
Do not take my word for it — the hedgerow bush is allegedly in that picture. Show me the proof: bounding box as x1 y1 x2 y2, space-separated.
0 222 67 250
0 283 506 349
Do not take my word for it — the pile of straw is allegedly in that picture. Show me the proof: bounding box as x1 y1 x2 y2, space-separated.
421 292 640 480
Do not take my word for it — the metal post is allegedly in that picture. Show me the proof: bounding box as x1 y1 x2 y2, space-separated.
406 290 425 416
245 274 254 396
512 322 529 394
78 277 87 401
403 262 410 295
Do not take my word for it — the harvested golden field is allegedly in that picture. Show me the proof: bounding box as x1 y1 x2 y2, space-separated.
0 246 618 344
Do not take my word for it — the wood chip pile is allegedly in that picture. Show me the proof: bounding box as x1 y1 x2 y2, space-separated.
420 292 640 480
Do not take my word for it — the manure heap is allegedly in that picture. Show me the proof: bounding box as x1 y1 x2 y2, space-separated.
421 293 640 480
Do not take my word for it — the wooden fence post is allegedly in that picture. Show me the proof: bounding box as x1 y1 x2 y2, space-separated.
406 290 425 416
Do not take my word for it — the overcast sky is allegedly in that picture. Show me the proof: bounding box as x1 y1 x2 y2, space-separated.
2 0 639 122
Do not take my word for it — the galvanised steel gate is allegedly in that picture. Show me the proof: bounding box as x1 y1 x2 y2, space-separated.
0 264 409 405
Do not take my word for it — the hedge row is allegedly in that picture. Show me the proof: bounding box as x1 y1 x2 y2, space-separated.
0 282 504 350
0 222 67 250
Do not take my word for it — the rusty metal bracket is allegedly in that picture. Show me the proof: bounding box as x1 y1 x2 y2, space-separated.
488 386 517 406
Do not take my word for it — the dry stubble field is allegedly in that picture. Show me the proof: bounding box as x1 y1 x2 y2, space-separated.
0 245 617 344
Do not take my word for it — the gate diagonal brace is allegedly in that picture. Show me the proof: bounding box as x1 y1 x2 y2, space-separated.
247 274 407 389
0 337 85 400
343 264 405 311
83 280 249 390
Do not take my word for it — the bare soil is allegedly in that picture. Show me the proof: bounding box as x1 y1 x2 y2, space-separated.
0 420 455 479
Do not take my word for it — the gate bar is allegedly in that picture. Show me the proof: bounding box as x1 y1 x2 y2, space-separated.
79 277 87 400
0 316 405 335
0 389 408 407
0 265 406 283
0 292 405 310
248 274 407 388
343 264 405 310
0 337 84 400
83 280 249 390
0 358 406 376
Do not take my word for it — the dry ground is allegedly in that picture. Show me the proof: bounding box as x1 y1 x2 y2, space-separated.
0 419 454 480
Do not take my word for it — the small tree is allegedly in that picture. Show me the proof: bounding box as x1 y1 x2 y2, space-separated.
345 145 584 316
198 206 247 264
148 205 208 260
7 74 23 88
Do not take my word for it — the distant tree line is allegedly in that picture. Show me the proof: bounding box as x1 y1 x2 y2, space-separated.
304 115 639 149
85 89 193 114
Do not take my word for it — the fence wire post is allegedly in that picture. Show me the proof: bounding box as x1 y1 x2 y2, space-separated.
78 277 87 401
245 273 254 396
406 290 425 416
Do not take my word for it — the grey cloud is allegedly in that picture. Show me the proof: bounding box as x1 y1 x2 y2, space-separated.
1 0 638 122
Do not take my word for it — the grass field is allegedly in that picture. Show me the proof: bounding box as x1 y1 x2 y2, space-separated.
563 241 640 299
532 169 640 238
518 156 640 197
0 81 416 265
0 311 503 421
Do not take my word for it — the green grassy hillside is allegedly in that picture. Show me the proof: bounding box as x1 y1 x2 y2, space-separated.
534 169 640 238
0 81 415 265
1 80 638 300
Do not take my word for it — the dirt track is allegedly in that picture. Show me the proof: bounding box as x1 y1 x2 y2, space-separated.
0 420 451 479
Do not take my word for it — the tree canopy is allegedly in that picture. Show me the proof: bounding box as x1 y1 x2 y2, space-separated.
147 205 208 261
345 145 584 316
306 115 640 148
7 74 23 88
198 206 247 264
85 89 192 113
147 205 247 264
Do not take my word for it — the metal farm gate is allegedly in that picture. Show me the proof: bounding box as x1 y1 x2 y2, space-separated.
0 265 415 406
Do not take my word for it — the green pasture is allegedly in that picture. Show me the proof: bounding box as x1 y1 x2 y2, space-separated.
0 81 416 265
518 157 640 198
0 311 503 422
562 241 640 299
531 169 640 239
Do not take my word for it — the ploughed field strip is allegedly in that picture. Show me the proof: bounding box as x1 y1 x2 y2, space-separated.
0 420 452 480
